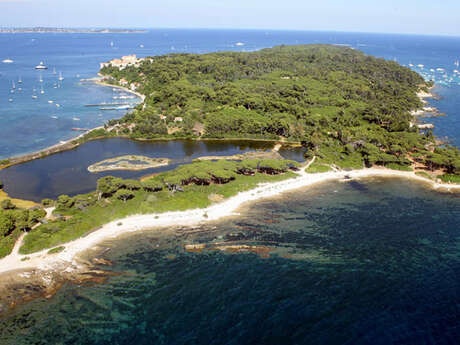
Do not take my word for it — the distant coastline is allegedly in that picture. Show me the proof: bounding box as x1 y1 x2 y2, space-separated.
0 27 147 34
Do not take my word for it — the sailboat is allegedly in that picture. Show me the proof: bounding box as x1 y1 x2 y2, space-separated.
53 67 57 75
12 81 15 89
39 74 43 83
455 60 460 67
110 41 114 47
35 61 48 70
58 72 64 81
18 76 22 84
40 85 45 94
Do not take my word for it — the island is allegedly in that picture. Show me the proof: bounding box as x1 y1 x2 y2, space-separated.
88 155 170 173
0 44 459 313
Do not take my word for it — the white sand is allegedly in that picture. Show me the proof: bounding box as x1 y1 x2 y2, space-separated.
0 167 458 276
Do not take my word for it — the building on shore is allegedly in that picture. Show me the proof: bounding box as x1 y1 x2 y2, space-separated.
100 55 143 70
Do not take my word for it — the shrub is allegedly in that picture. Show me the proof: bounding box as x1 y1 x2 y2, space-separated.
438 174 460 184
56 195 74 210
41 198 55 207
1 199 15 210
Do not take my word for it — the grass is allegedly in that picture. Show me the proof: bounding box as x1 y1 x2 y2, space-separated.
305 162 332 173
47 246 65 254
438 174 460 184
0 189 38 209
415 171 433 180
0 229 21 258
385 163 413 172
0 159 10 168
19 168 297 254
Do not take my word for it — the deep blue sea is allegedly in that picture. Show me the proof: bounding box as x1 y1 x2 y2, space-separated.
1 30 460 344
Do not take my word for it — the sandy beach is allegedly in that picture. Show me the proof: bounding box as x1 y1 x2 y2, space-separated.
94 77 146 102
0 166 458 278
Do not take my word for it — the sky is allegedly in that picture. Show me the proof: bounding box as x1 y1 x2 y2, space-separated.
0 0 459 36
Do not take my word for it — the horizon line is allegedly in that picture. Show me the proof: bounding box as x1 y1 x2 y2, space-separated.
0 26 459 38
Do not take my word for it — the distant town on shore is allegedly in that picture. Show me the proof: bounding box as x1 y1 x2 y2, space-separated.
0 27 147 33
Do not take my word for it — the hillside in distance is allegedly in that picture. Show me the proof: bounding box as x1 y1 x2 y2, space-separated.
100 45 460 177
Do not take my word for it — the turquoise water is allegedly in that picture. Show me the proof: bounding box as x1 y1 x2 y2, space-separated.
1 178 459 344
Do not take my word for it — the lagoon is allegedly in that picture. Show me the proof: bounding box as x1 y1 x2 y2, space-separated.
0 138 305 201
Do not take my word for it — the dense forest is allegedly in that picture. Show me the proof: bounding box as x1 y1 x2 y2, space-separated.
100 45 460 175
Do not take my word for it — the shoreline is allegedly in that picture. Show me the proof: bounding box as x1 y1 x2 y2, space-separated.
93 77 146 102
0 166 458 277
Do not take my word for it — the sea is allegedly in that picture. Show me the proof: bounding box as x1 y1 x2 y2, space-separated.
0 29 460 344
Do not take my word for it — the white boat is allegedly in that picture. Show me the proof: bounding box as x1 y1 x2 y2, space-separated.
18 76 22 84
39 75 43 83
48 100 54 104
12 81 15 89
140 44 144 48
35 61 48 70
110 41 114 47
417 64 424 68
2 58 13 63
58 72 64 81
32 95 38 99
51 116 58 119
8 98 13 102
53 67 57 75
55 103 60 107
40 86 45 94
73 117 80 121
235 42 245 46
